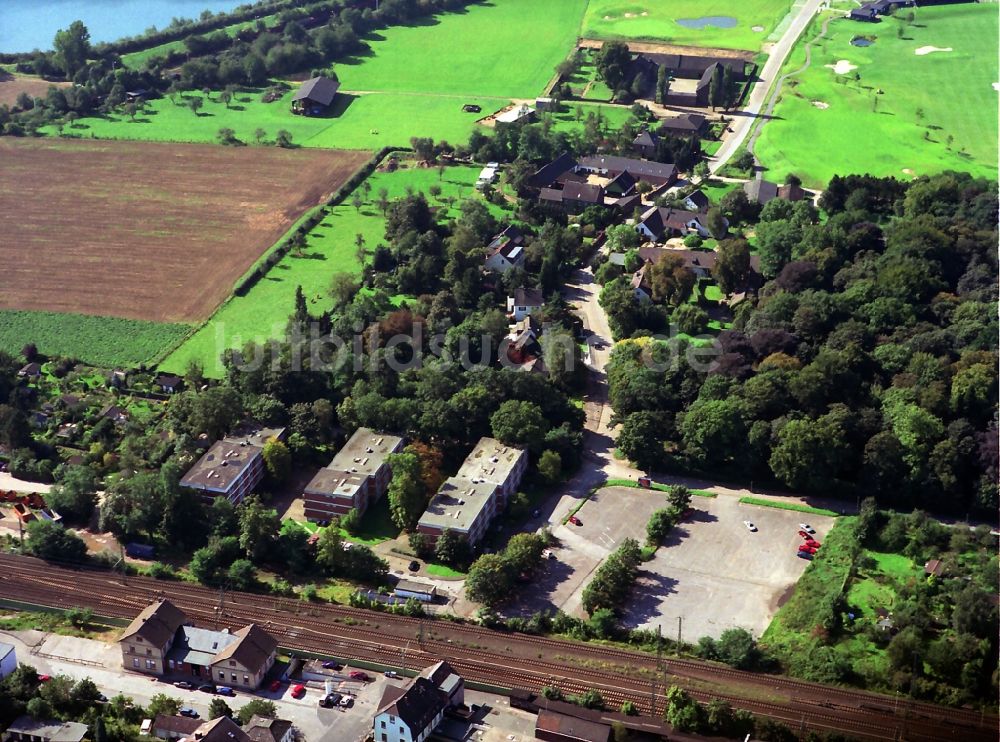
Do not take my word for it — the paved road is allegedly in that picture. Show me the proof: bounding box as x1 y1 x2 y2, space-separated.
0 472 51 494
709 0 827 174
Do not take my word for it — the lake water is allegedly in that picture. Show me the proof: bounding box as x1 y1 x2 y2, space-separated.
0 0 246 53
676 15 738 30
850 37 875 47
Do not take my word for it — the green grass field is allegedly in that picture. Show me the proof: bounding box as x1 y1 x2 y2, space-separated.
755 5 998 188
50 88 503 151
121 16 280 69
549 101 635 134
337 0 587 98
739 496 838 517
0 309 190 367
582 0 793 50
161 163 507 377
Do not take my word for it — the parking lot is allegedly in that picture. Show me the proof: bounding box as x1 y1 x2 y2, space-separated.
507 486 835 640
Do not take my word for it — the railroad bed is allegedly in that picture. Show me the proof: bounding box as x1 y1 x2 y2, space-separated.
0 553 993 741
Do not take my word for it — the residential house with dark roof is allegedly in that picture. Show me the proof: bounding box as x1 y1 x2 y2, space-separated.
683 189 711 212
658 112 708 137
487 225 524 253
99 404 130 426
525 152 578 190
303 428 404 521
419 660 465 708
243 717 293 742
189 717 251 742
17 363 41 379
2 718 88 742
558 181 606 214
291 76 340 114
484 239 526 274
503 316 541 365
507 287 544 321
576 155 677 187
632 129 659 159
635 206 710 241
151 715 202 741
744 178 806 205
119 600 277 689
629 246 762 302
374 677 447 742
605 170 636 198
155 374 183 393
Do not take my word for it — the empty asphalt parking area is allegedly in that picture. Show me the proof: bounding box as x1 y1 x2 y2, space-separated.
509 486 836 639
620 492 835 640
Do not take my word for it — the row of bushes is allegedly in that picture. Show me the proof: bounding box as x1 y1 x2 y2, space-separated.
233 145 401 296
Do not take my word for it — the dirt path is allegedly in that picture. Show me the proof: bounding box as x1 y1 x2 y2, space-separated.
709 0 826 174
747 12 837 158
577 38 754 61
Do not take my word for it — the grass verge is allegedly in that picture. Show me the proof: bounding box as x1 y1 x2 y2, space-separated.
739 496 838 517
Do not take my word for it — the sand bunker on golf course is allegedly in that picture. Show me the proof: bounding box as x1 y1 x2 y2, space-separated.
915 46 953 55
825 59 857 75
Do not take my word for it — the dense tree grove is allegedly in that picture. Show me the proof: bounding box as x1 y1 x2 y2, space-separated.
608 172 998 515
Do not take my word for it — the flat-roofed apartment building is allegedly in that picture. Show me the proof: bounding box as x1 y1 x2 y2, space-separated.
180 421 286 505
417 438 527 547
303 428 404 521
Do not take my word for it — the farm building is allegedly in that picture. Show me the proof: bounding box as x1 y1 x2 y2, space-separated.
658 112 708 137
291 76 340 115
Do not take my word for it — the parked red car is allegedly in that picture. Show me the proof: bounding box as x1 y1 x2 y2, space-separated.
797 530 811 538
291 684 306 699
349 671 371 682
569 515 582 526
269 680 282 692
800 545 818 554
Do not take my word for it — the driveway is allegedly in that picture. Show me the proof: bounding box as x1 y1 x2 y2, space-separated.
0 472 51 494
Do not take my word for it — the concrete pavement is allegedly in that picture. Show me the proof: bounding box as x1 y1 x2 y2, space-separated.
0 472 52 494
709 0 827 173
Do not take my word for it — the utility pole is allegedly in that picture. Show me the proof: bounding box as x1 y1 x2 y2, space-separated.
676 616 682 654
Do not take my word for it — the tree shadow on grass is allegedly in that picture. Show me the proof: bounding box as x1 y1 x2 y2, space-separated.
293 251 327 261
228 104 246 111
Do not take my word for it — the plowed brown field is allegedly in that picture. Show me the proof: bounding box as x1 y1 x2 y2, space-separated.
0 138 368 323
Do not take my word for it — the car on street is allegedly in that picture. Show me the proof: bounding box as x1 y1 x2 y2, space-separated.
797 530 811 538
268 679 282 692
800 523 815 533
541 549 556 560
322 660 342 670
384 670 400 678
179 708 199 718
216 686 235 696
38 675 51 683
197 684 216 693
800 545 818 554
349 671 371 682
804 538 820 548
340 696 354 708
319 692 342 708
408 561 420 572
796 551 814 560
743 520 757 532
568 515 582 526
174 681 195 690
291 684 306 699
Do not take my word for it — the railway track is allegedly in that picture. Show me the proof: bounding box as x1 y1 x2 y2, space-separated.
0 554 993 741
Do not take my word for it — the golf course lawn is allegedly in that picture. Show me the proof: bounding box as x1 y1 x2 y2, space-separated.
161 163 509 377
582 0 793 50
336 0 587 98
49 88 505 150
755 4 998 188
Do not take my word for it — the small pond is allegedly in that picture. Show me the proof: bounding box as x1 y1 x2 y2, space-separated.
676 16 738 30
851 37 876 47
